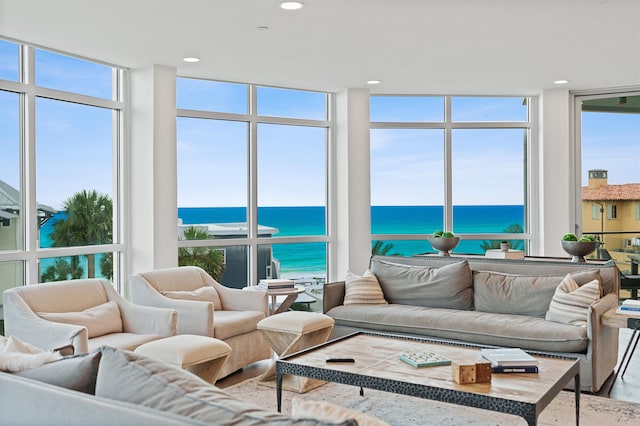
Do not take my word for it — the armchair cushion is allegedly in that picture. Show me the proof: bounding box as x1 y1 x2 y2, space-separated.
37 301 123 338
162 286 220 309
212 310 265 340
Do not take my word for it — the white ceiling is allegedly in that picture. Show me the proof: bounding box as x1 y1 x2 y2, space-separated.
1 0 639 95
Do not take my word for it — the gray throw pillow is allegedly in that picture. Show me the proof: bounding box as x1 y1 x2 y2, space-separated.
370 259 473 309
14 351 102 394
473 269 602 318
95 346 351 426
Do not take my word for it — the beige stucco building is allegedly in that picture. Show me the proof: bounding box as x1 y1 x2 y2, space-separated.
582 170 640 270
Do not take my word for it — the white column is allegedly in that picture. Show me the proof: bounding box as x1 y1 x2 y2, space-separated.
334 89 371 278
539 88 572 257
128 65 177 275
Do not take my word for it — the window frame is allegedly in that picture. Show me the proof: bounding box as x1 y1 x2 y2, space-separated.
0 40 126 289
176 80 333 285
370 95 536 253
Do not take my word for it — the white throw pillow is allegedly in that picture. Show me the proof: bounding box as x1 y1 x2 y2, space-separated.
161 285 221 309
545 274 601 327
0 335 62 372
292 397 390 426
343 270 388 305
37 301 123 338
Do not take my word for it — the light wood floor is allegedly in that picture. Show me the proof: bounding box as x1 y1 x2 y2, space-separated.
217 329 640 404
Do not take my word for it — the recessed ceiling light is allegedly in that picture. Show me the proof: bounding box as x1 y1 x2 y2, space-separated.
183 57 200 63
280 1 304 10
367 80 382 85
554 79 569 85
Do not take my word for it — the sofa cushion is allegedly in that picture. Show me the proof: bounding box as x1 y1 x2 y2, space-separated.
370 258 473 310
343 270 388 305
14 351 102 394
472 269 602 318
95 346 350 425
546 274 601 327
326 304 588 353
37 301 123 338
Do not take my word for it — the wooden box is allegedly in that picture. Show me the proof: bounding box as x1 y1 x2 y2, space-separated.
452 362 476 384
452 361 492 384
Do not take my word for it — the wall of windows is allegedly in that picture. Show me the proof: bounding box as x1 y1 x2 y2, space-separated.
176 79 331 289
0 39 125 311
576 91 640 271
370 96 534 256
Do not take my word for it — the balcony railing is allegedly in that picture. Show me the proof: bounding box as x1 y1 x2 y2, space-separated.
583 231 640 274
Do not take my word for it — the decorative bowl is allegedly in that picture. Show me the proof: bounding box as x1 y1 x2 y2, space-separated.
429 237 460 256
561 240 599 263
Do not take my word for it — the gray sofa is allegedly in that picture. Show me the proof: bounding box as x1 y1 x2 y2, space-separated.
323 255 620 393
0 346 352 426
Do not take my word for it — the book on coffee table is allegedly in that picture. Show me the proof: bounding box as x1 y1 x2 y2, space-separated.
480 348 538 367
491 365 539 374
399 351 451 368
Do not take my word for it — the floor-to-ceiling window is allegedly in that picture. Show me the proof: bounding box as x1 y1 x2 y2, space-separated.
0 39 126 312
575 91 640 273
370 96 534 256
177 79 331 292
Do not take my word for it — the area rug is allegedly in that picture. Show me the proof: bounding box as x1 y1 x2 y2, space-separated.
224 378 640 425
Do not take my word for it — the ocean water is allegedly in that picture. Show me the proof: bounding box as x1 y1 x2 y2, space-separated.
39 206 524 280
178 205 524 279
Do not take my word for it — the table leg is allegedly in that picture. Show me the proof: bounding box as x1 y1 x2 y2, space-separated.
276 371 283 412
621 329 640 379
273 294 299 315
608 329 638 394
574 374 580 426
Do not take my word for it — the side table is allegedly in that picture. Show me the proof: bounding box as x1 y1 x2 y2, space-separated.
244 285 306 315
602 307 640 391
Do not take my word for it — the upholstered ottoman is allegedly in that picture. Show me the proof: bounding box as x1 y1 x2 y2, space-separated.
134 335 231 383
257 311 334 393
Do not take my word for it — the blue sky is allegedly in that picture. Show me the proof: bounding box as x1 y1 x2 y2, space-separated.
1 39 639 210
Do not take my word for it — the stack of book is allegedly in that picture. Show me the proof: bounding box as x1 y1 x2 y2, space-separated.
485 249 525 259
480 347 539 373
616 299 640 315
258 279 295 291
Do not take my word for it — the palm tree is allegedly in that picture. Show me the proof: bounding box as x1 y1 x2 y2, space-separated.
41 256 83 282
372 240 400 256
479 223 524 252
46 190 112 279
178 226 225 281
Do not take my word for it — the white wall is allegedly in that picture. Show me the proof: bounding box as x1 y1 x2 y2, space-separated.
128 65 178 276
539 88 573 257
334 89 372 278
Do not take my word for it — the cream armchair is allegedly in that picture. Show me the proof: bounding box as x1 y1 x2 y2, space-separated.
129 266 272 378
3 278 177 355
